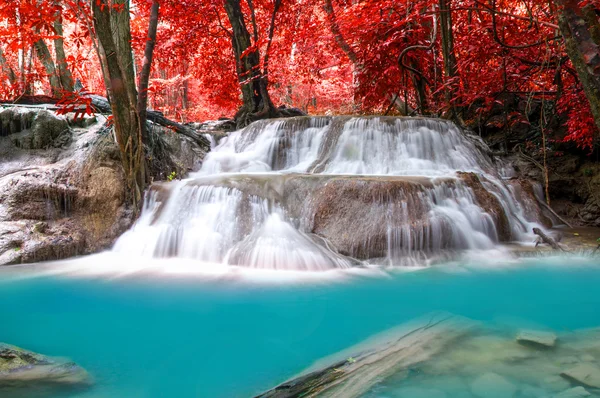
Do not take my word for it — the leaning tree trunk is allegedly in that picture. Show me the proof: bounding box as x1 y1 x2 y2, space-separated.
92 0 145 210
556 0 600 141
0 47 16 85
33 39 62 97
223 0 278 128
53 5 74 93
137 0 159 141
323 0 362 111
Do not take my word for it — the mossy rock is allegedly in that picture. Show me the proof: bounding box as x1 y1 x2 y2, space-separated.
0 343 49 372
0 343 90 386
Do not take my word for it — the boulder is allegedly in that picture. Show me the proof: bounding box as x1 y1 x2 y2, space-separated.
560 363 600 388
0 107 205 265
554 387 592 398
516 330 557 348
0 343 89 386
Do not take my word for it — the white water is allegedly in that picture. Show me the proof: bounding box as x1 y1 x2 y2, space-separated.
114 117 548 270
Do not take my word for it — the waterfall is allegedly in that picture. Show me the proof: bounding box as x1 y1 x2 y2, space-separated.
114 116 549 270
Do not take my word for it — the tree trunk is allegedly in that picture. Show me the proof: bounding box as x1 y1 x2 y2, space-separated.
556 0 600 139
439 0 460 117
182 59 189 110
53 5 74 93
223 0 278 128
323 0 362 110
33 39 62 97
0 47 16 85
92 0 145 210
111 0 138 101
137 0 159 141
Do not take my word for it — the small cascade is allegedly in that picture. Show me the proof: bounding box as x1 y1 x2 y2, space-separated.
114 116 551 270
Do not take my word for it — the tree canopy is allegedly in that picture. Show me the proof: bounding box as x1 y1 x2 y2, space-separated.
1 0 599 150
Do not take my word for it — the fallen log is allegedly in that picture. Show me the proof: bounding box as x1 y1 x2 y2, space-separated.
533 227 567 251
3 95 211 150
88 95 211 149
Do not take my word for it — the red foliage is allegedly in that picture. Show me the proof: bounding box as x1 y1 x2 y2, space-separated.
0 0 597 149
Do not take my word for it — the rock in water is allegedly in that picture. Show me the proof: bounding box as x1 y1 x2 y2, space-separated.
554 387 592 397
561 363 600 388
0 343 90 386
470 372 517 398
516 330 557 348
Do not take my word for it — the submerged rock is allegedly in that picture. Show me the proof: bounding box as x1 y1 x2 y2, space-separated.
516 330 557 348
560 363 600 388
470 372 517 398
256 313 477 398
554 386 592 398
0 343 89 386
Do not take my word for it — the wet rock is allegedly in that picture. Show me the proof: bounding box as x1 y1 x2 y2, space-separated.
470 372 517 398
10 110 70 150
516 330 557 348
561 363 600 388
554 387 592 398
0 107 205 265
0 108 36 137
32 221 48 233
506 179 554 228
0 343 89 385
309 177 434 260
459 172 512 240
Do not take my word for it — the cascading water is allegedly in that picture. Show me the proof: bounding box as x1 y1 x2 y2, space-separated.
114 116 550 270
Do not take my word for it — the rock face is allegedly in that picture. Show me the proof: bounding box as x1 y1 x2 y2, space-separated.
0 106 204 265
0 343 89 385
170 173 527 264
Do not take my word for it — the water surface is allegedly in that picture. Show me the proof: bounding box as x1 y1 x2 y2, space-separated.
1 256 599 397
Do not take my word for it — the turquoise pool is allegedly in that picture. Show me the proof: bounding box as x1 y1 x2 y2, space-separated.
1 255 600 397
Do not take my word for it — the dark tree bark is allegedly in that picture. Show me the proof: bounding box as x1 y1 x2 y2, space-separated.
112 0 138 101
0 47 16 85
137 0 159 141
223 0 278 128
323 0 358 65
33 39 62 97
92 0 145 209
53 4 74 93
439 0 460 118
556 0 600 139
323 0 362 110
182 59 189 110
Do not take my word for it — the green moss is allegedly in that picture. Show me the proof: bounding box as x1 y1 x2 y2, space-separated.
0 343 49 373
